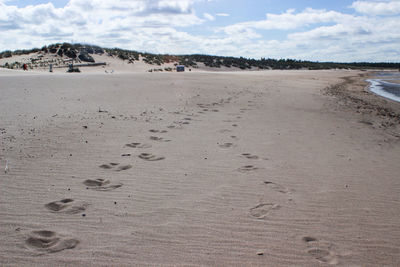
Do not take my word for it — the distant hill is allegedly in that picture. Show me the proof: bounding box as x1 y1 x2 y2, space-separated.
1 42 399 71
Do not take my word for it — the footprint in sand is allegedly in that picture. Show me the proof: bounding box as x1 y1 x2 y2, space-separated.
83 179 123 191
99 163 118 169
149 136 171 142
303 236 318 243
219 142 235 148
238 165 258 172
149 129 168 133
45 199 88 214
302 236 339 265
250 203 280 219
125 142 152 148
25 230 79 254
242 153 259 159
167 125 182 129
138 153 165 161
263 181 291 194
307 249 338 265
173 120 190 126
117 164 132 171
99 163 132 171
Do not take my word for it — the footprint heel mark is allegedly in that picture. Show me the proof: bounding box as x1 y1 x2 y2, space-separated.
25 230 79 254
238 165 258 172
45 199 87 214
263 181 291 194
138 153 165 161
83 179 122 191
242 153 259 160
250 203 280 219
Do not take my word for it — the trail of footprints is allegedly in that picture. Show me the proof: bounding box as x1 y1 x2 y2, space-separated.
30 126 175 252
28 93 299 257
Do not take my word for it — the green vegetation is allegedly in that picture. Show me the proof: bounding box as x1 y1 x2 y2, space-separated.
1 43 400 70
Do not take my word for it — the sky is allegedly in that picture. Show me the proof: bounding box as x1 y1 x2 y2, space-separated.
1 0 400 62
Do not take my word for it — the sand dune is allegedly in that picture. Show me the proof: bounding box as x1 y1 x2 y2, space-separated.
0 69 399 266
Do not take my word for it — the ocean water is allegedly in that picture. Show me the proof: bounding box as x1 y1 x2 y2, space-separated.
367 72 400 103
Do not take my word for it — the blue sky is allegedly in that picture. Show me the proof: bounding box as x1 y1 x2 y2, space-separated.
1 0 400 62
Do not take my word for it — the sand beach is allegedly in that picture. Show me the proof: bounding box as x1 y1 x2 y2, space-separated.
0 68 400 266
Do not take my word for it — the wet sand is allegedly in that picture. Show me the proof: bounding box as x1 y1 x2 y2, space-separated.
1 70 400 266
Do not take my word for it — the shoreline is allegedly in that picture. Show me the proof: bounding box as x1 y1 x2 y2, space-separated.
324 71 400 135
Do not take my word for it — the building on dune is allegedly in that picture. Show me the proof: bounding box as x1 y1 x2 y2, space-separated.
176 65 185 72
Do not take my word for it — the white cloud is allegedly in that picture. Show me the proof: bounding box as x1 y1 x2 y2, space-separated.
0 0 400 62
223 8 352 32
204 12 214 21
351 0 400 15
212 6 400 62
0 0 205 51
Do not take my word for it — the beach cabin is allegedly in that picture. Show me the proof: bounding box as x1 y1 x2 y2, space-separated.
177 65 185 72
